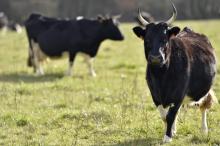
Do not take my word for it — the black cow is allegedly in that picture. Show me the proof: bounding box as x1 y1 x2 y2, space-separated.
25 14 124 76
133 1 217 143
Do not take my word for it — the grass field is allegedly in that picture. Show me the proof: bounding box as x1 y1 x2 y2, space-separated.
0 20 220 146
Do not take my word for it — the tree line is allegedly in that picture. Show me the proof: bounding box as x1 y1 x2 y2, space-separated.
0 0 219 23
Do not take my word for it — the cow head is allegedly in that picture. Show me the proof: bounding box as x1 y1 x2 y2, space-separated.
133 1 180 67
98 15 124 41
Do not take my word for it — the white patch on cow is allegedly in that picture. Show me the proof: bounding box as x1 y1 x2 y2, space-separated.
81 54 96 77
31 39 47 75
163 135 172 143
157 105 168 121
209 89 219 104
201 109 208 134
189 89 219 109
76 16 84 20
172 117 177 136
15 24 22 34
187 94 208 108
172 107 181 136
159 47 165 61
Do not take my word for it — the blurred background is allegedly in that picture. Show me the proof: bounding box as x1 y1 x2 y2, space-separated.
0 0 220 23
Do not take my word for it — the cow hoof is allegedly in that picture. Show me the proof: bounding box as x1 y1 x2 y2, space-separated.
36 71 44 76
65 71 72 76
202 128 208 134
163 135 172 143
91 73 97 77
172 130 177 136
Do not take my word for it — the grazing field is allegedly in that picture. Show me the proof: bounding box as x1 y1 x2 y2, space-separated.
0 20 220 146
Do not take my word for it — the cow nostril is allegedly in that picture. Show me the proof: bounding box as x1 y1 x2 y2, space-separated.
148 55 162 64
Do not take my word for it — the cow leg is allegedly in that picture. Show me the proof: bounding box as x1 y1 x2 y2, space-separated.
188 89 218 134
81 54 96 77
171 107 180 136
157 105 168 136
157 105 168 123
199 89 219 134
163 103 181 143
33 55 44 75
158 104 179 141
66 53 76 76
201 109 208 134
31 40 44 75
83 55 96 77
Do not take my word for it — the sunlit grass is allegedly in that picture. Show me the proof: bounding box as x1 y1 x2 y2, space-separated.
0 20 219 145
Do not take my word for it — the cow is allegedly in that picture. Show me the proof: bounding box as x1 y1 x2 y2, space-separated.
25 14 124 76
0 12 22 34
133 1 218 143
7 21 23 33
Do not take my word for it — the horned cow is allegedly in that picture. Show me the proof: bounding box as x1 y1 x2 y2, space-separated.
133 1 217 143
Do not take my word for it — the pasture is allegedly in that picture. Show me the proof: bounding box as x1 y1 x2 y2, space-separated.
0 20 220 146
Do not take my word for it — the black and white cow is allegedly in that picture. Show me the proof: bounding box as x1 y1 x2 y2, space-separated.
25 14 124 76
133 1 218 143
0 12 22 34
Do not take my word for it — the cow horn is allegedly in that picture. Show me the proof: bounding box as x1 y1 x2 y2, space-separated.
166 0 177 25
138 8 149 26
113 15 121 19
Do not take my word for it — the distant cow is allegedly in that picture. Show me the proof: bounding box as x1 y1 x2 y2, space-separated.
0 12 22 33
133 1 217 143
25 14 124 76
7 21 22 33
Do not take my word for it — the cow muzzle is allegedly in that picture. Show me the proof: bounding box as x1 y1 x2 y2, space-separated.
148 55 163 65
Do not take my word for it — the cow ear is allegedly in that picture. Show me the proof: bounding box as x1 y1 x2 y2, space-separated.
133 26 145 39
97 15 105 22
168 27 180 38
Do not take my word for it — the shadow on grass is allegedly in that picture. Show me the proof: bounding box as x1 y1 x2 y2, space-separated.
110 63 137 70
97 137 161 146
0 73 64 83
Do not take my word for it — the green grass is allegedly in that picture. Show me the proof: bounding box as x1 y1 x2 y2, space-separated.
0 20 220 146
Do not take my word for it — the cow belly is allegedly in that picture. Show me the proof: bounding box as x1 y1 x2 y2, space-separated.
38 39 68 57
187 62 216 101
37 31 70 57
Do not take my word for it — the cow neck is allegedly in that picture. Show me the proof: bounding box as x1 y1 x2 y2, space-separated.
92 21 117 56
90 29 106 57
148 65 167 80
147 65 166 106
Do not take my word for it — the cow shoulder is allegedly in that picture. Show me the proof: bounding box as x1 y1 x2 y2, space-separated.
77 19 101 38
